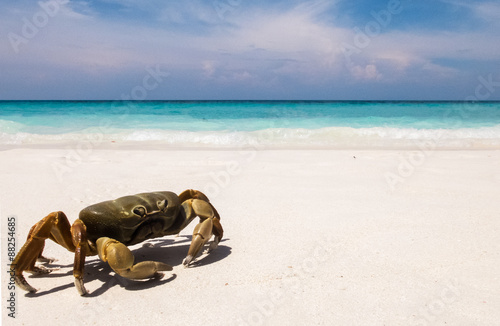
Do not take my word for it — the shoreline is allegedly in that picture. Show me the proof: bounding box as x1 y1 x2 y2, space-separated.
2 139 500 151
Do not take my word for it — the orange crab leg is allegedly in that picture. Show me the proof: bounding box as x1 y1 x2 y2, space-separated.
178 189 223 239
211 217 224 248
182 198 224 266
12 211 93 294
71 219 89 295
13 211 75 292
178 189 210 202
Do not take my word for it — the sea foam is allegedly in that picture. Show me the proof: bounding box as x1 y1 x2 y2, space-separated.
2 126 500 149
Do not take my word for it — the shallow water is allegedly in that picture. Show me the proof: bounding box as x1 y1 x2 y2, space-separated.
1 101 499 148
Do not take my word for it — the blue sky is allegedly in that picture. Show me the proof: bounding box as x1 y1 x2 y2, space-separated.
1 0 500 100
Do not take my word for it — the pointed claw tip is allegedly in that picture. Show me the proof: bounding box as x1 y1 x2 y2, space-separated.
158 263 173 272
182 255 194 267
74 279 88 296
31 266 56 275
37 257 57 264
15 275 37 293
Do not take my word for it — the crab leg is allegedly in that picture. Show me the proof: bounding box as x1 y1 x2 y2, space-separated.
12 211 77 293
71 219 89 295
178 189 211 202
182 198 224 266
96 237 173 280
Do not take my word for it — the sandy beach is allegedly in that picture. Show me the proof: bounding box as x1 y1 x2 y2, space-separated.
2 147 499 325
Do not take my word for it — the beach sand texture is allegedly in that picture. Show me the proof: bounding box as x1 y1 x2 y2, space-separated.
1 148 499 325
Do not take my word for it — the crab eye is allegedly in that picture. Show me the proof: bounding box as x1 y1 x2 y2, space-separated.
157 199 168 211
133 206 146 217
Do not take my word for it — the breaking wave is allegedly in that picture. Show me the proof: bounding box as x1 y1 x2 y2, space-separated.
2 125 500 149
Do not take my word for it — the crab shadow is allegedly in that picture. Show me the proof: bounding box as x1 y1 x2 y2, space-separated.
25 235 231 297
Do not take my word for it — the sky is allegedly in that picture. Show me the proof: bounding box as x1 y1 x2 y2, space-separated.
1 0 500 100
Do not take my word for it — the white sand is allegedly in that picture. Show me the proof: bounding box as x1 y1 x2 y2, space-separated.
1 147 500 325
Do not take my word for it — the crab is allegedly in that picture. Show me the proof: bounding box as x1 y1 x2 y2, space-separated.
11 189 223 296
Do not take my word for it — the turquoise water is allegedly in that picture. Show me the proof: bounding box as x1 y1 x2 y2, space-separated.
1 101 500 148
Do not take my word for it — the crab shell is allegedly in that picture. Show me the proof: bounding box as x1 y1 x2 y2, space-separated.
80 191 185 245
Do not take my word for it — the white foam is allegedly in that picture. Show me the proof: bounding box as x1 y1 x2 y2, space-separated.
2 126 500 149
0 119 25 133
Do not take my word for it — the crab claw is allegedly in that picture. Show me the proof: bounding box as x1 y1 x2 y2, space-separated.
97 237 173 280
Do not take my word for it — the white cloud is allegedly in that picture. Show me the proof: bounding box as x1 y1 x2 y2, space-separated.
342 25 500 82
474 2 500 23
202 60 216 77
439 0 500 25
350 64 382 81
1 0 500 99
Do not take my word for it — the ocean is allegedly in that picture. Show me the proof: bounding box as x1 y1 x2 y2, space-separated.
1 101 500 149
